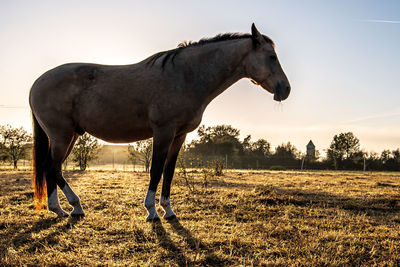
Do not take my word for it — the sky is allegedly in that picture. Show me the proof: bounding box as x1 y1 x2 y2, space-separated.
0 0 399 155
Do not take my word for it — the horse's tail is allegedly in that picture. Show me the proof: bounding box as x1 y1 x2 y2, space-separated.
32 113 49 210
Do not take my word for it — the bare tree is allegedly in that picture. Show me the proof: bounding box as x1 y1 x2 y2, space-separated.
127 139 152 172
71 133 100 171
0 125 31 169
127 144 138 171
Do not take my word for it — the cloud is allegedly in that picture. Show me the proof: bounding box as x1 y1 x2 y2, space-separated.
360 19 400 24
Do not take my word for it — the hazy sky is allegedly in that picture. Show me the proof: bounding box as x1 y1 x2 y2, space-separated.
0 0 399 154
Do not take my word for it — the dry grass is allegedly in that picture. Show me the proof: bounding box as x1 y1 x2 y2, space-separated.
0 169 399 266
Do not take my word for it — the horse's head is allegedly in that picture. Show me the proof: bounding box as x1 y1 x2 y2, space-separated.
244 23 291 102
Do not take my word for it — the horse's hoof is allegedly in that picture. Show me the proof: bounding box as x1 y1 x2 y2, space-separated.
71 213 85 218
57 212 69 218
164 215 178 221
50 208 69 218
146 215 161 222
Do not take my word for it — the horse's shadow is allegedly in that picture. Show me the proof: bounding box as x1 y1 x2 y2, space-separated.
168 219 206 252
151 219 227 266
209 179 400 221
8 216 82 252
151 220 191 266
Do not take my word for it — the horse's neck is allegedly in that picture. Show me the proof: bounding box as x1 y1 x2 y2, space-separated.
177 39 251 107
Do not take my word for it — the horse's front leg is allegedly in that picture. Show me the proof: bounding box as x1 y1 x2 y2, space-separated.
144 128 175 222
160 134 186 220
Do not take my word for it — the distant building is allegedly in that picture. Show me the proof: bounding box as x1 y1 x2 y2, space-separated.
306 140 315 158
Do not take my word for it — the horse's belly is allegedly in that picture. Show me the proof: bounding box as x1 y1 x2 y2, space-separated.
78 108 153 143
75 91 154 142
85 123 153 143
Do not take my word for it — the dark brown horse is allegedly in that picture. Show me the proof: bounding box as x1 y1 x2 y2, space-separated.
29 24 290 221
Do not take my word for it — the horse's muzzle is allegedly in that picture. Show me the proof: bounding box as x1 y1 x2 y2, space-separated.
273 82 291 102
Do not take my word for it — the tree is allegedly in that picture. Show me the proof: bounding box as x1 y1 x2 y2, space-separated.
189 125 242 167
127 144 138 171
241 135 272 169
268 142 300 169
251 139 271 157
0 142 7 162
327 132 360 169
71 133 100 171
382 148 400 171
392 149 400 163
273 142 299 160
365 151 382 171
128 139 153 172
0 125 31 169
242 135 252 153
380 149 392 164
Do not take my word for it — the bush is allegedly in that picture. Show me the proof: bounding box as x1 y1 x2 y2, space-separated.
211 159 224 176
269 165 286 170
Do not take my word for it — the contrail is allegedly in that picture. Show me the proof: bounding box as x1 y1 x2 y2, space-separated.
361 19 400 24
343 110 400 124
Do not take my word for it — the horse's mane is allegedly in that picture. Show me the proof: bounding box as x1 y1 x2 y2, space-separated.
146 32 274 68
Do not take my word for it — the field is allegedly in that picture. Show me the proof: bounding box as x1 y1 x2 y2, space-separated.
0 169 399 266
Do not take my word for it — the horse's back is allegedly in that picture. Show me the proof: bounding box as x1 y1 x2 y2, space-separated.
28 60 194 143
30 62 156 142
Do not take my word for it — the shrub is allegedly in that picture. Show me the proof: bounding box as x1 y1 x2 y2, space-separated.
212 159 224 176
269 165 286 170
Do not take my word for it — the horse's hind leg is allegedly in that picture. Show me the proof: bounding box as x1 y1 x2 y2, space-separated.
46 136 73 217
56 134 85 216
160 134 186 220
47 134 84 217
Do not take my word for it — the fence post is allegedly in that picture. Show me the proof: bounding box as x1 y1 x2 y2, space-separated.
112 151 115 170
363 157 366 172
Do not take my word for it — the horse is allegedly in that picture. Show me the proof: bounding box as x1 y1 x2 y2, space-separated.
29 23 290 221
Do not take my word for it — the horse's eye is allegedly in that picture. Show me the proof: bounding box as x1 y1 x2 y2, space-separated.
270 55 277 61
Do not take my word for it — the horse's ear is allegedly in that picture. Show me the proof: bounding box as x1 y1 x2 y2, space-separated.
251 23 263 47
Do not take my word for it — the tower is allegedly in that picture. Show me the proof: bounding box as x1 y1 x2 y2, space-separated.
306 140 315 158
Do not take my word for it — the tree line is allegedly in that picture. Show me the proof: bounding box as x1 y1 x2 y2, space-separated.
1 124 399 171
122 124 400 172
181 125 400 171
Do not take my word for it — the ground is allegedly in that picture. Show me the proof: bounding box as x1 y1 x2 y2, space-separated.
0 169 399 266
